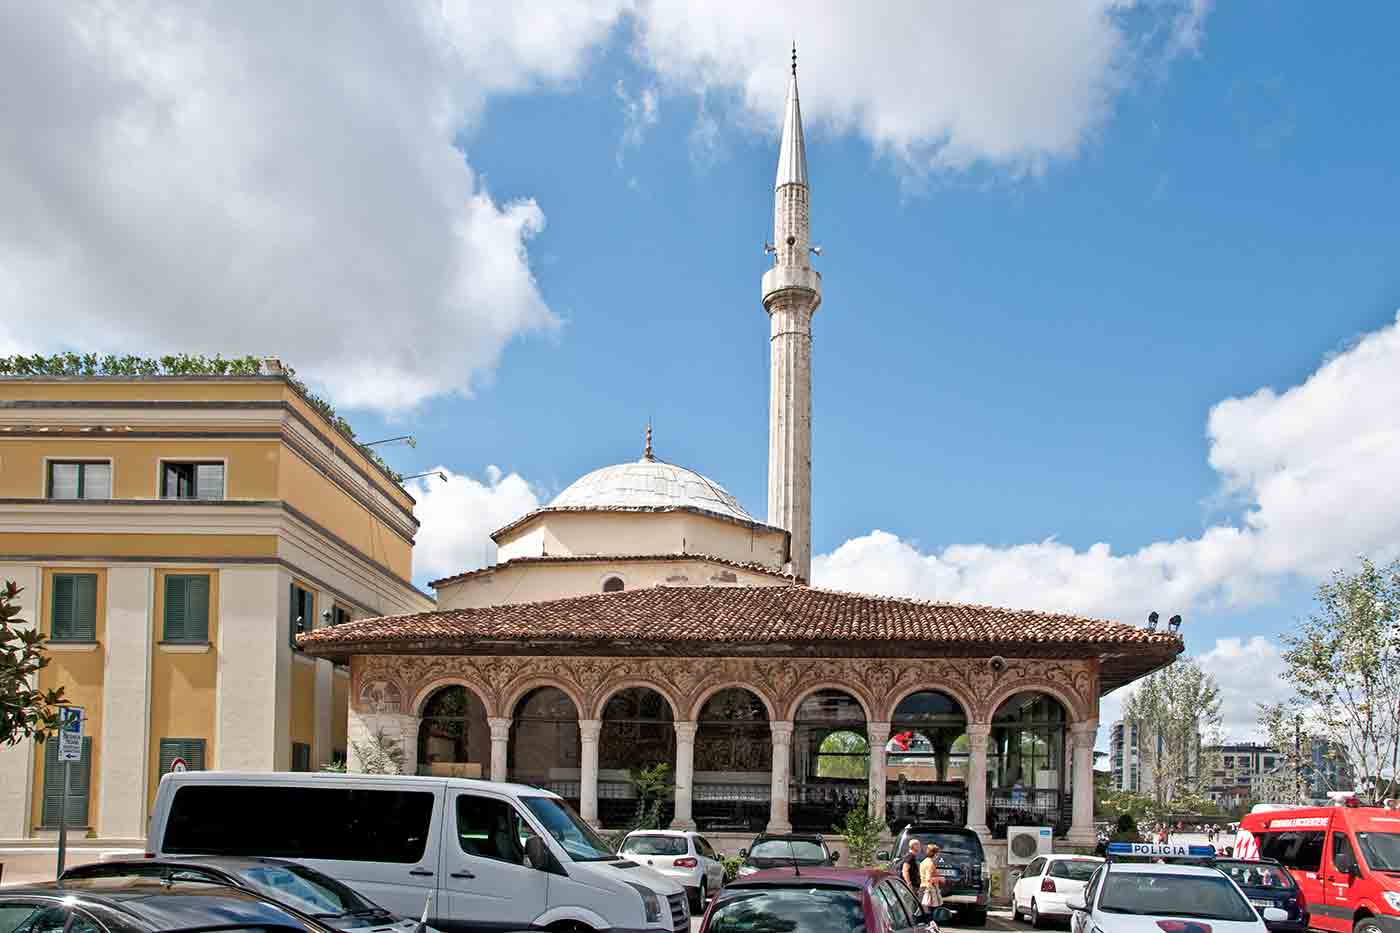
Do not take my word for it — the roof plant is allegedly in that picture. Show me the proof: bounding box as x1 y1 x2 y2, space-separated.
0 353 404 484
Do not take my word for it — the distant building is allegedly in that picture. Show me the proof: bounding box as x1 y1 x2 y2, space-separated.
1110 719 1200 798
1206 742 1280 808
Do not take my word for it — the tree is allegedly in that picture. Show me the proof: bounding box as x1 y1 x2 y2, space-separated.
833 794 882 867
1262 558 1400 801
1121 658 1222 807
1 582 66 746
351 728 406 774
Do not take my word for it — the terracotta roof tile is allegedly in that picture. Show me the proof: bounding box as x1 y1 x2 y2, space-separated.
428 553 798 589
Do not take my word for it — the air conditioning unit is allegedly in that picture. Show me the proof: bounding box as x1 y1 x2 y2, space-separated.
1007 825 1054 865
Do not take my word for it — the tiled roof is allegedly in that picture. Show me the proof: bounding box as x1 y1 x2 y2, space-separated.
428 553 798 589
299 584 1181 689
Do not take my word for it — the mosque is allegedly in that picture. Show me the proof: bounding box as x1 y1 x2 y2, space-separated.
300 56 1180 861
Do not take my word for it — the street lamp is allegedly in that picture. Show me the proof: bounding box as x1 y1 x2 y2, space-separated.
403 471 447 483
362 435 416 448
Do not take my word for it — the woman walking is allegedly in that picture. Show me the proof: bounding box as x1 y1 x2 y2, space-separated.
919 843 943 911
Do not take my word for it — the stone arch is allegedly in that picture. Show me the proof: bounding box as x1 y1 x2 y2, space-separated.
984 680 1086 724
504 678 587 721
589 678 683 721
881 682 977 724
689 681 778 722
411 677 497 720
784 682 875 722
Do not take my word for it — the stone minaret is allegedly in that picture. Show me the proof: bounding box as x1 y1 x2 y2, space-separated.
762 48 821 581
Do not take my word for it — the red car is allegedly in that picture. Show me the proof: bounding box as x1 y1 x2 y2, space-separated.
698 867 946 933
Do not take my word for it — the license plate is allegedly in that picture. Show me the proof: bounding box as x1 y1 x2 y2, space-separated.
1250 900 1275 909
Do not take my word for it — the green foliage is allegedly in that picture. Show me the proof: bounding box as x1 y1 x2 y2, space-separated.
816 730 870 780
0 353 403 483
628 762 674 830
0 582 67 745
321 759 348 773
720 854 745 883
1121 657 1222 806
833 794 881 868
1264 558 1400 801
351 728 405 775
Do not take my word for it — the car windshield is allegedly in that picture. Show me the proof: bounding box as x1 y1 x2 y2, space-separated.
622 835 688 856
520 796 616 862
239 864 379 918
749 840 828 863
1048 860 1100 881
1357 833 1400 872
1215 863 1295 888
707 887 864 933
1098 873 1257 922
910 833 982 860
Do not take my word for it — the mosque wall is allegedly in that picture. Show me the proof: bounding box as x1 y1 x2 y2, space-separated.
494 510 788 570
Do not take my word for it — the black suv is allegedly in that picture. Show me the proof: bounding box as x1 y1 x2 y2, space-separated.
736 833 839 878
882 824 989 926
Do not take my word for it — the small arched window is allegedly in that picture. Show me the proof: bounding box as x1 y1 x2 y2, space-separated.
601 576 625 593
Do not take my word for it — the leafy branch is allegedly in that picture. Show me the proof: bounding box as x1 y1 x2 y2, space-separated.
0 582 67 746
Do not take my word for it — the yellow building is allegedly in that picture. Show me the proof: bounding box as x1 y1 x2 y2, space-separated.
0 359 432 844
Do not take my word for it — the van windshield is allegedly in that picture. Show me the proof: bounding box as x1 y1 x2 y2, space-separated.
1357 833 1400 872
520 796 616 862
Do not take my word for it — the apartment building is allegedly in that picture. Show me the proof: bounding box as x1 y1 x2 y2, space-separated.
1205 742 1279 808
0 362 432 842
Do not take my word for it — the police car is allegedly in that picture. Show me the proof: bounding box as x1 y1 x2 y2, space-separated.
1067 843 1290 933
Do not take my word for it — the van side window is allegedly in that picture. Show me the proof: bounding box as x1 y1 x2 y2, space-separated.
163 785 435 863
1260 831 1325 872
1333 832 1360 872
456 794 536 866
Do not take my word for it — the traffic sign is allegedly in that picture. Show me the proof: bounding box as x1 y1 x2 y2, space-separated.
57 707 83 762
170 757 188 773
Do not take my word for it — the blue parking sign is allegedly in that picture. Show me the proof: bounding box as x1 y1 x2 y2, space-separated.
60 707 83 733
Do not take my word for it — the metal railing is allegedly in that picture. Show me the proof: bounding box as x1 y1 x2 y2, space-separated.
986 789 1067 837
694 782 770 833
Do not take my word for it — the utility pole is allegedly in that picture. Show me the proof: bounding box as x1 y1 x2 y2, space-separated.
1294 714 1304 805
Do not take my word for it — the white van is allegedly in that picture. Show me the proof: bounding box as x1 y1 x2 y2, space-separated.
148 771 687 933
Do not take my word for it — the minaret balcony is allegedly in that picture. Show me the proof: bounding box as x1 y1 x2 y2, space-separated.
761 266 822 308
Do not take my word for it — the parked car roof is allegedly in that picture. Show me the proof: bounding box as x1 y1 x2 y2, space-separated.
726 867 886 888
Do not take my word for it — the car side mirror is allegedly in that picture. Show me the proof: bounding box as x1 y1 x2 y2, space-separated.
525 835 551 871
829 851 841 864
877 851 891 861
1065 895 1087 913
738 849 748 859
1262 908 1289 923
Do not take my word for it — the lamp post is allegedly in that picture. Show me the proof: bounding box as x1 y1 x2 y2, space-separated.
1294 714 1304 804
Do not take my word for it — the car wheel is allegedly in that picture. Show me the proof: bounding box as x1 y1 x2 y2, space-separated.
1356 918 1384 933
1030 899 1043 929
691 882 707 915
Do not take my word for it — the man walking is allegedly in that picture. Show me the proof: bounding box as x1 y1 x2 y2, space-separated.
902 838 924 890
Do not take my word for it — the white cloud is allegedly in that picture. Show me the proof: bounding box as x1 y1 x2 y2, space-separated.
615 80 660 165
632 0 1210 175
0 2 631 412
814 311 1400 624
411 465 540 584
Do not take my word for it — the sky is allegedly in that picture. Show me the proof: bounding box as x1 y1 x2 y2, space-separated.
3 2 1398 745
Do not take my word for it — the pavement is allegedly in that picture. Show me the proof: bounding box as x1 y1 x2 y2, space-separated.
689 907 1025 932
0 846 144 886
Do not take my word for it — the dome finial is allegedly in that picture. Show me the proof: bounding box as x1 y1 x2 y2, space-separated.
643 420 654 461
791 41 797 76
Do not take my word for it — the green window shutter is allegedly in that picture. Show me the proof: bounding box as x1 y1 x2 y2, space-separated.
41 737 92 828
73 575 97 641
164 575 187 641
186 576 210 641
292 742 312 772
159 738 207 774
51 575 75 640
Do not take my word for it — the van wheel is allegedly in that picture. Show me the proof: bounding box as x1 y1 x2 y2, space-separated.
1356 918 1383 933
961 908 988 927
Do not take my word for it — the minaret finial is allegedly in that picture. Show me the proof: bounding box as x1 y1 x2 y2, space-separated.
643 421 654 461
791 42 797 76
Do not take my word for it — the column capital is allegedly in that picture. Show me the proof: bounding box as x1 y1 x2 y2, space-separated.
867 720 892 743
488 717 511 742
771 720 794 743
579 718 602 742
1071 719 1100 747
966 721 992 738
674 721 699 743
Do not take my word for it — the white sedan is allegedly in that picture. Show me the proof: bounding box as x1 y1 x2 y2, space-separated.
1012 855 1103 927
618 829 726 913
1068 861 1289 933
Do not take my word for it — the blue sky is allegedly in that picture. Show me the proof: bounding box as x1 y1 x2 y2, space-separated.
4 3 1399 737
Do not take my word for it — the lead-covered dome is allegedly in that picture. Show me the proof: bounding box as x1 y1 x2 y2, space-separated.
549 457 758 524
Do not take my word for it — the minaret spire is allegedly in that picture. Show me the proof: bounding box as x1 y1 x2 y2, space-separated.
762 47 821 582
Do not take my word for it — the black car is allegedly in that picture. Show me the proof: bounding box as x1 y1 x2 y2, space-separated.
1212 858 1309 933
61 856 431 933
0 875 337 933
735 833 838 878
881 824 989 926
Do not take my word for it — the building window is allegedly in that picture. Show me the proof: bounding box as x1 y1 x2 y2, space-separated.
162 462 225 500
163 575 211 643
50 573 98 642
289 583 313 649
47 461 111 499
291 742 312 772
41 736 92 828
601 576 625 593
332 606 352 626
159 738 207 775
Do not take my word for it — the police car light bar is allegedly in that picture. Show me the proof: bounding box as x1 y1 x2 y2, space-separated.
1105 843 1218 859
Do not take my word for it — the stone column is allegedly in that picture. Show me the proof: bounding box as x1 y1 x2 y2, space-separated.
1068 719 1099 847
488 717 511 782
98 567 152 840
966 722 992 839
768 721 794 833
672 721 698 830
867 721 891 829
579 719 602 826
